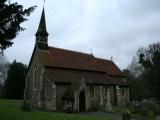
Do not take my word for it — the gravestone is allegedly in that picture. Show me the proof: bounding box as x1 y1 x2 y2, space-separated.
154 104 160 115
130 101 140 114
156 116 160 120
122 112 131 120
140 99 149 115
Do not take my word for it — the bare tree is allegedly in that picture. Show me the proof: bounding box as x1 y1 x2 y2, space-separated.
127 56 143 78
0 54 9 86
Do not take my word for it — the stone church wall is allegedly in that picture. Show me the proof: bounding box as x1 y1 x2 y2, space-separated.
86 85 115 111
119 86 129 106
24 49 130 111
55 84 69 111
24 49 45 108
87 85 100 111
109 86 115 105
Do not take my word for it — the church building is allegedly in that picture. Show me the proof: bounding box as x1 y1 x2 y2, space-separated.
24 8 129 112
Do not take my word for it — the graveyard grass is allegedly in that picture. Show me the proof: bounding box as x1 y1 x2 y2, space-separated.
0 99 113 120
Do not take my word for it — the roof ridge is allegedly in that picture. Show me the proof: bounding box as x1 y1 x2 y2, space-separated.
95 57 111 62
49 46 113 63
49 46 94 56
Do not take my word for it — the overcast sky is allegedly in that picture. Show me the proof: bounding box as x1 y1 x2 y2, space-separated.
4 0 160 69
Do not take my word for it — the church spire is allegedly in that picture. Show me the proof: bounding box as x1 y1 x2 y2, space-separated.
36 8 48 36
35 7 49 50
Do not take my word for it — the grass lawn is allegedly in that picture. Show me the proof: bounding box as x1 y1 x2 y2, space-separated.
113 106 130 113
0 99 113 120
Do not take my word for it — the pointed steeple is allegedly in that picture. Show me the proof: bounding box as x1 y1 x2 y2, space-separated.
36 8 48 36
35 7 49 50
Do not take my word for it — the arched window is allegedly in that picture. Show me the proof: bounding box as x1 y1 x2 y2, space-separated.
33 64 37 89
52 82 56 110
52 99 56 110
121 88 125 96
46 81 50 97
39 69 44 89
104 86 108 98
52 83 56 98
90 86 95 99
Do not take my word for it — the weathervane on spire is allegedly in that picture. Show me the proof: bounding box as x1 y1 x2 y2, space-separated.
91 48 94 56
8 0 10 5
111 56 113 61
43 0 45 7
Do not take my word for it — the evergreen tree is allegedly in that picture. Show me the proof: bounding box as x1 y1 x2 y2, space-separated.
0 0 36 52
4 60 27 99
138 43 160 99
127 42 160 100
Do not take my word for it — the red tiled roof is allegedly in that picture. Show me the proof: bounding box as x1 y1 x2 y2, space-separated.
45 68 112 84
39 47 124 77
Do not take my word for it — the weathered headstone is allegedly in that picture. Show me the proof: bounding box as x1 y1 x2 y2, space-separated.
156 116 160 120
154 104 160 115
130 101 140 114
122 112 131 120
130 101 135 113
140 99 149 115
21 100 31 111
